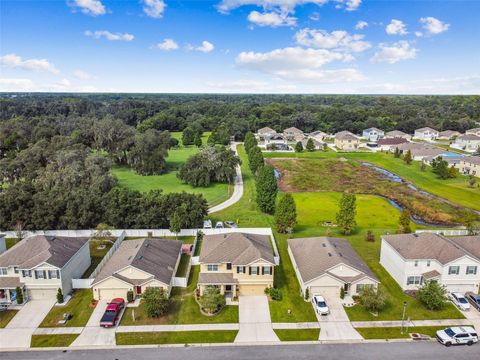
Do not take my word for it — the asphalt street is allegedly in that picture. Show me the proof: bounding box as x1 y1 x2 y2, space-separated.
1 342 479 360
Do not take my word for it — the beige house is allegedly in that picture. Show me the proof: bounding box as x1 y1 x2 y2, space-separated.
438 130 461 140
198 233 276 297
334 132 360 151
385 130 412 141
466 128 480 137
458 157 480 177
0 235 90 302
283 127 304 141
309 131 328 142
92 238 182 301
451 134 480 153
257 127 277 139
288 237 379 298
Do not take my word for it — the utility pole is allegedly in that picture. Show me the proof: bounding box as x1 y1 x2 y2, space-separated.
401 301 407 334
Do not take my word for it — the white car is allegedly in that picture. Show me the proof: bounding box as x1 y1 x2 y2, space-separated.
215 221 224 229
203 220 212 229
436 327 478 347
450 292 471 311
312 294 330 315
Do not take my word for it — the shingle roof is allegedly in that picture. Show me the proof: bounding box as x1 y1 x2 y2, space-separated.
198 273 238 285
284 127 303 134
422 270 441 279
378 138 408 146
439 130 460 137
415 127 438 133
448 236 480 259
386 130 410 137
466 128 480 134
199 233 275 265
288 237 377 284
258 127 276 134
336 133 358 141
457 134 480 141
461 157 480 166
0 235 89 269
364 127 384 133
93 238 182 286
0 277 23 289
381 233 470 264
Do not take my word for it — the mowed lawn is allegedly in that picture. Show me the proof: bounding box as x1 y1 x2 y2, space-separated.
39 289 94 327
31 334 79 348
112 131 231 206
116 330 238 345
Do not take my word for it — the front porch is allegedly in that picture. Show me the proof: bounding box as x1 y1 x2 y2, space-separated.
197 273 239 299
0 277 27 307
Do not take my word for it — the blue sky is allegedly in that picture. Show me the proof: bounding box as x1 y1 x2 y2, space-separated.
1 0 479 94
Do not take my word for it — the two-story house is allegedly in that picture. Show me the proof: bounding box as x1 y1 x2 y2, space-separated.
380 233 480 293
438 130 461 141
458 156 480 178
198 232 276 297
334 131 360 151
0 235 90 303
362 128 385 142
283 127 304 142
451 134 480 153
466 128 480 137
413 127 439 141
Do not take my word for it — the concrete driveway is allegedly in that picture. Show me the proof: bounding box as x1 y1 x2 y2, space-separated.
316 290 362 341
71 300 121 347
235 296 279 343
461 307 480 333
0 299 55 349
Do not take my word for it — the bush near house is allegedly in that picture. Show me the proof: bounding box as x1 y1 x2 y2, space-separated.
416 280 448 310
199 288 226 315
143 288 169 318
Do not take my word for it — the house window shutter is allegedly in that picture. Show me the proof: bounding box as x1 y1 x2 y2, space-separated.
57 270 60 278
257 267 261 276
270 266 273 275
34 271 38 279
262 267 265 275
237 267 240 274
249 267 251 275
43 270 47 279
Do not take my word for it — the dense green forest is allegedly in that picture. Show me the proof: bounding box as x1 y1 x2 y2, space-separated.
0 93 479 231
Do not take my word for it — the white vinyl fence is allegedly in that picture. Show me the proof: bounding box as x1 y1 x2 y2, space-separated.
72 278 94 289
416 229 470 236
88 231 126 280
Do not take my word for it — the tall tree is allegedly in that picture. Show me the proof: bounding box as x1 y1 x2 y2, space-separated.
305 138 315 152
248 146 264 175
182 127 195 146
275 193 297 233
295 141 304 153
336 192 357 235
403 149 412 165
398 209 412 233
128 129 170 175
256 165 278 214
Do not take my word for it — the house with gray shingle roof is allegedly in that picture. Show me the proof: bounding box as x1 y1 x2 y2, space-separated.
92 238 182 301
0 235 90 303
198 232 276 297
380 233 480 293
288 237 379 299
451 134 480 153
413 127 439 141
362 127 385 142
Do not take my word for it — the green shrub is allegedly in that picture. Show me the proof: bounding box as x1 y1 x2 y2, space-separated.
416 280 447 310
304 287 310 301
127 290 134 303
199 287 225 314
16 286 23 305
340 287 345 299
143 288 170 318
56 288 64 304
266 287 282 301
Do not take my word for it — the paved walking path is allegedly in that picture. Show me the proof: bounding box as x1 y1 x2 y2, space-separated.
208 142 243 214
351 319 473 328
272 322 320 329
116 323 239 332
34 327 84 335
235 296 279 343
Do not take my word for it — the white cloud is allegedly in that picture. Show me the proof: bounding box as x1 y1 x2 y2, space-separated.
343 0 361 11
371 41 417 64
154 38 179 51
248 10 296 27
142 0 166 18
84 30 134 41
309 12 320 21
188 41 215 53
70 0 106 16
236 46 364 82
207 79 297 92
295 28 371 52
386 19 408 35
355 20 368 30
0 78 36 91
73 70 93 80
415 31 423 37
420 17 450 35
0 54 60 74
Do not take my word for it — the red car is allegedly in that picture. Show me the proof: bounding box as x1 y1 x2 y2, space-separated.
99 298 125 328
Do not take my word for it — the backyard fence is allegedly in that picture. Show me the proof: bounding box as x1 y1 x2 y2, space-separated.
415 229 470 236
72 278 94 289
88 231 126 280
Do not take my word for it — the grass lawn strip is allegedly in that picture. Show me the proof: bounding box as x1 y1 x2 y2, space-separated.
30 334 79 347
175 254 191 277
82 239 113 278
116 330 238 345
356 326 460 339
274 329 320 341
39 289 94 328
0 310 18 328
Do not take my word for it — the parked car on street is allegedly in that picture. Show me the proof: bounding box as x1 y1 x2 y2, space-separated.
466 292 480 311
215 221 224 229
224 221 237 228
100 298 125 328
203 220 212 229
436 327 478 347
450 292 471 311
312 294 330 315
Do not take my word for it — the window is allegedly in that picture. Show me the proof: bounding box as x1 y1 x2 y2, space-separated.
237 266 246 274
356 284 373 293
226 263 232 270
0 268 7 275
48 270 60 279
207 264 218 272
22 270 32 278
427 261 431 267
407 276 423 285
35 270 46 279
14 267 19 274
262 266 272 275
414 261 418 267
448 266 460 275
466 266 477 275
250 266 258 275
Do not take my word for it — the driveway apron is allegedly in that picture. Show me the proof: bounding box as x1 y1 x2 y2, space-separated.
235 296 279 343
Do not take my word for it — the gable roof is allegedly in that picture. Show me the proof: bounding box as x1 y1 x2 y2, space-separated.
288 237 377 284
449 236 480 259
257 127 276 135
0 235 89 269
199 232 275 265
415 127 438 133
363 127 384 133
335 131 358 141
386 130 410 137
466 128 480 134
457 134 480 141
381 233 474 264
93 238 182 286
378 137 408 146
284 127 303 134
439 130 461 137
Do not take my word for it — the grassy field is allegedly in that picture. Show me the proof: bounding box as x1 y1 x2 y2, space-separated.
175 254 191 277
0 310 17 328
5 238 19 249
39 289 94 328
120 266 239 325
30 334 79 348
82 239 113 278
274 328 320 341
116 330 238 345
356 326 456 339
263 150 480 211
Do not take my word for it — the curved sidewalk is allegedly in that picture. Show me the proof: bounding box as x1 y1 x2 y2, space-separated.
208 142 244 214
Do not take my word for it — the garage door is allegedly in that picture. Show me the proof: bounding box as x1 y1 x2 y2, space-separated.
446 284 475 293
310 286 341 297
28 289 57 300
240 285 267 296
97 288 128 301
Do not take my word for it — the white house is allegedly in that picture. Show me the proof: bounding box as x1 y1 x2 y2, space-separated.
466 128 480 137
0 235 91 303
309 131 328 142
380 233 480 293
288 237 379 298
414 127 439 141
362 128 384 142
451 134 480 153
283 127 304 142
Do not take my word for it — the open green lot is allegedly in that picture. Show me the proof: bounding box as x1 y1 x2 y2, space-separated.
116 330 238 345
0 310 18 328
356 326 459 339
175 254 191 277
120 266 239 325
82 239 113 278
39 289 94 328
274 328 320 341
30 334 79 348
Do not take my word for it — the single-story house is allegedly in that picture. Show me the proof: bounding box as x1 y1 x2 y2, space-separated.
438 130 461 140
377 137 408 151
301 138 324 150
413 127 439 141
0 235 91 303
283 127 304 141
92 238 182 301
458 156 480 178
422 154 466 169
198 232 276 297
451 134 480 153
393 142 444 161
466 128 480 137
309 131 328 142
362 128 385 142
334 132 360 151
264 134 288 147
380 233 480 293
385 130 412 141
257 127 277 138
288 237 379 298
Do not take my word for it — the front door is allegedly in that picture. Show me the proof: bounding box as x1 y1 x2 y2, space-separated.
225 285 232 292
135 286 142 295
344 283 350 295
